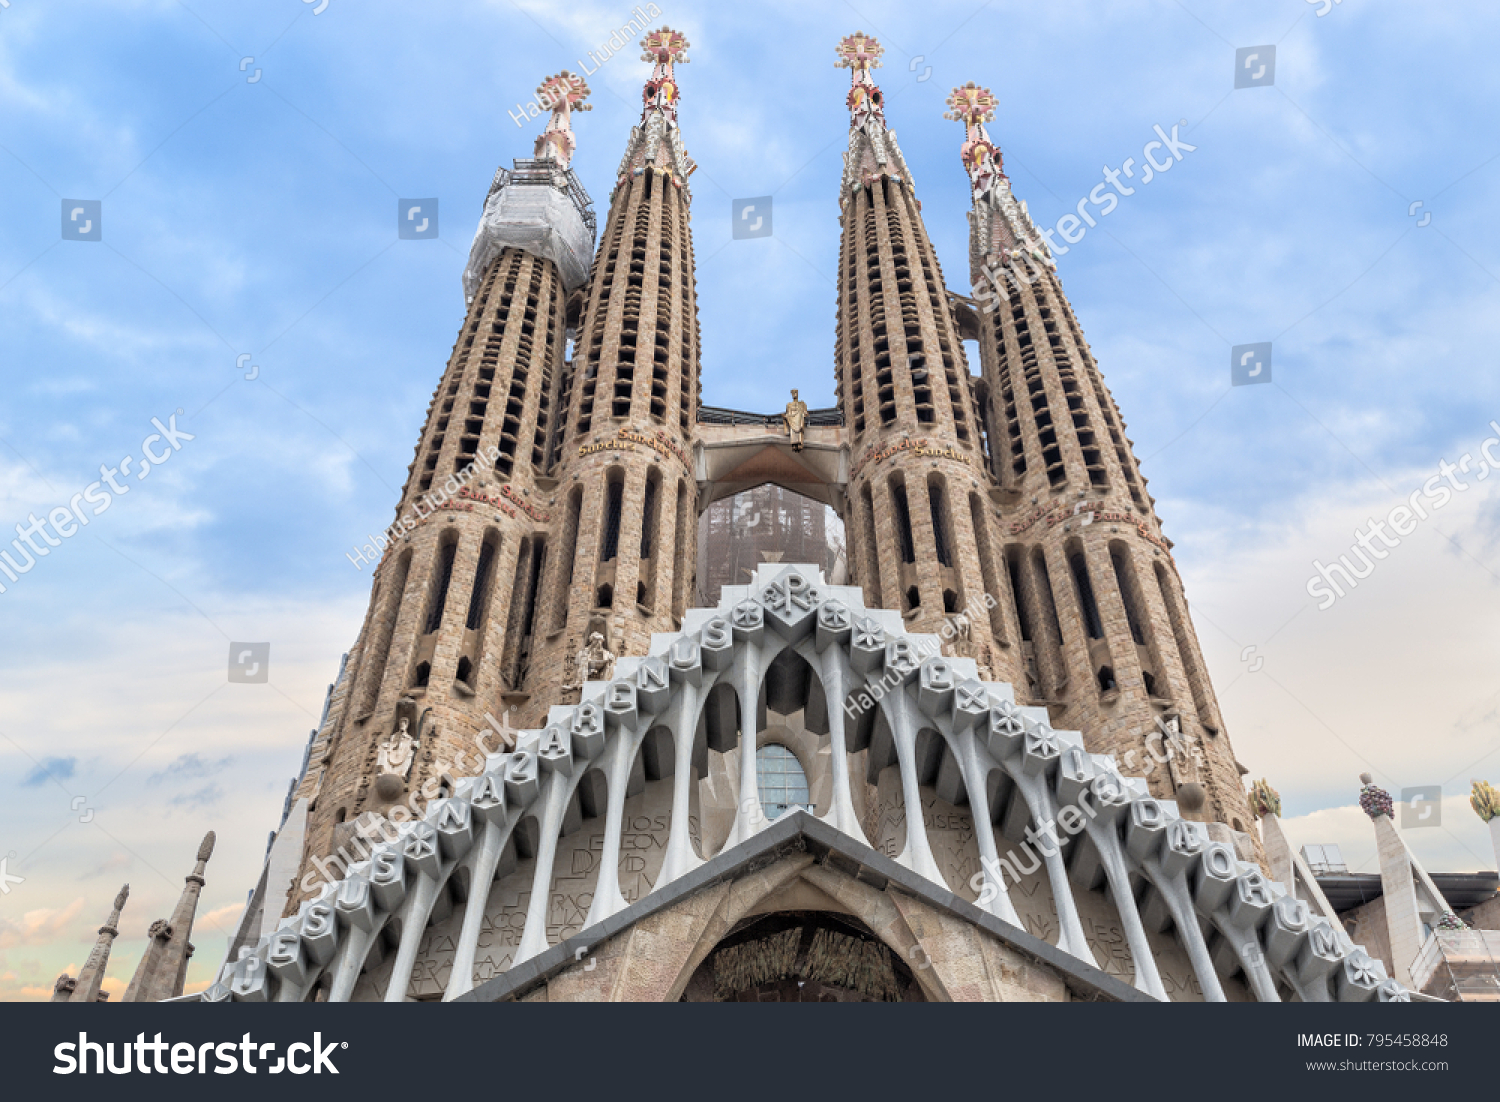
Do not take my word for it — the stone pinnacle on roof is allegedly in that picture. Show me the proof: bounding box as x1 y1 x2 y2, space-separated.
1248 778 1281 819
1471 778 1499 822
1358 773 1394 820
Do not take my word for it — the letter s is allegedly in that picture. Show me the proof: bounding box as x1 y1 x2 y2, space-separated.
53 1042 77 1075
1306 577 1336 611
1088 182 1118 217
84 481 111 516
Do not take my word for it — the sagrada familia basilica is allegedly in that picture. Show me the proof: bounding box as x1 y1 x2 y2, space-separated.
57 27 1500 1004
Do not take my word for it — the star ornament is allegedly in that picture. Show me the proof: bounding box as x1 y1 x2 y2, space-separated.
944 81 998 124
641 28 691 64
835 32 884 71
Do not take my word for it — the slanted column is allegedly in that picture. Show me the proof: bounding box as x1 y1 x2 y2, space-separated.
1361 775 1448 986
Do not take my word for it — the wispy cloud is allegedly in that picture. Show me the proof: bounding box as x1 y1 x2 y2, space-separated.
20 757 76 789
0 899 85 950
169 784 225 811
148 753 233 787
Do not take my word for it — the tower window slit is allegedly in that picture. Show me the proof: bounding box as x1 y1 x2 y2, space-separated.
601 478 624 562
891 479 916 564
928 480 952 567
1069 551 1104 639
465 539 496 631
424 540 457 635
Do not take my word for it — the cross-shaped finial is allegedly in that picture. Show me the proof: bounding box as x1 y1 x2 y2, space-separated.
834 32 883 73
944 81 998 125
641 27 690 65
537 71 592 115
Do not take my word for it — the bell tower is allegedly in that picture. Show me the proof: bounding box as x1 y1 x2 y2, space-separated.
287 70 598 900
523 27 703 718
947 81 1255 839
833 34 1023 689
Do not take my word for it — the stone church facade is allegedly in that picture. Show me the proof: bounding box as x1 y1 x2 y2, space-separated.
174 28 1417 1004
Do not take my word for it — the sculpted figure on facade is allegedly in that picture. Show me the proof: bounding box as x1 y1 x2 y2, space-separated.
378 717 416 780
783 389 808 451
575 632 616 686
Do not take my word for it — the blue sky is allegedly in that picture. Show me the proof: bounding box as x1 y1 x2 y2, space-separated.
1 0 1498 999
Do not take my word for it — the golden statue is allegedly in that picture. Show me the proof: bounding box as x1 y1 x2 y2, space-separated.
783 389 808 451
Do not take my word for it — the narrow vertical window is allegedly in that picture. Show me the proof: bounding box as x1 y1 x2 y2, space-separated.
1110 549 1146 646
465 539 496 631
424 540 458 634
1069 551 1103 639
601 477 624 561
928 477 952 567
891 478 916 564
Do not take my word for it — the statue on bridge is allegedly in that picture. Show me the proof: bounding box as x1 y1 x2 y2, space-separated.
782 389 808 451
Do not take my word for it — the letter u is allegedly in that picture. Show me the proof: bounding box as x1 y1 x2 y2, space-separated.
105 1042 132 1074
1340 548 1377 580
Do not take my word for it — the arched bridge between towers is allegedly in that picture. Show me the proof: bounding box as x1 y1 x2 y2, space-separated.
694 405 849 514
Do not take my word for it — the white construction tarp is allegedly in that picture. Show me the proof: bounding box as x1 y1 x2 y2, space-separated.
463 181 595 301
